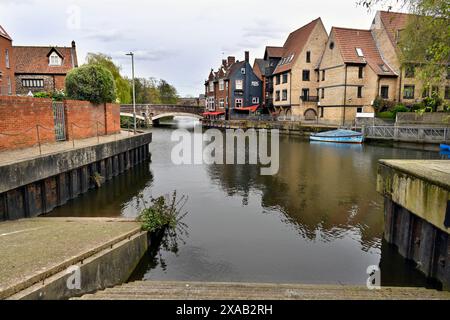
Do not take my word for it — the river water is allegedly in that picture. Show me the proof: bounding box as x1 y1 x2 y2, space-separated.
49 118 444 288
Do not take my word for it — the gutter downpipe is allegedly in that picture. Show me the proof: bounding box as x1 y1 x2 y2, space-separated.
343 65 348 127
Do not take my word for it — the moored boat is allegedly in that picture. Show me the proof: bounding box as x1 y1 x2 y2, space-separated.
310 129 364 144
440 144 450 151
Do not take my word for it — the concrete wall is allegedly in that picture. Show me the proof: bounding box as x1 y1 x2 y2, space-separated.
0 133 152 221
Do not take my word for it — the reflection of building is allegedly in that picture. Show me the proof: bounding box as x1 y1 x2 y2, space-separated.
0 25 14 96
14 42 78 95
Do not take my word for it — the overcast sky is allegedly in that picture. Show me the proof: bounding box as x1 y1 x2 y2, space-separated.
0 0 404 96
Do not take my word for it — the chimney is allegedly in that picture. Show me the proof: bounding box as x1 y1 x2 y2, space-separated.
71 40 78 67
71 40 76 48
222 59 227 67
227 56 236 66
245 51 249 63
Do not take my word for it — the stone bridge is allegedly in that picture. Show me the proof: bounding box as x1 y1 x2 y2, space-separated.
120 104 204 124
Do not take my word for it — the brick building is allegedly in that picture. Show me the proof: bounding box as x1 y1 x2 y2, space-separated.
0 25 14 96
14 41 78 95
205 52 262 119
257 19 328 120
317 27 397 125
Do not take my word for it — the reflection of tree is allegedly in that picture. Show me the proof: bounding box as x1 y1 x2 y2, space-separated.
207 135 440 251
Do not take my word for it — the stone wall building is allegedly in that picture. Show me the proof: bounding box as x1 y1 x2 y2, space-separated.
0 25 15 96
318 27 397 125
270 18 328 120
13 42 78 95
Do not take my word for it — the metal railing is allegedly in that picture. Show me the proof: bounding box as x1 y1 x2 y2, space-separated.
363 125 450 143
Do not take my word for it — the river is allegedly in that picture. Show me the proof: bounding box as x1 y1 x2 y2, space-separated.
48 118 444 288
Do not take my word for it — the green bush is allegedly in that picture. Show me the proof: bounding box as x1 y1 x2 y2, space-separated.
65 64 116 104
376 111 395 119
373 97 397 113
33 92 51 98
391 104 409 115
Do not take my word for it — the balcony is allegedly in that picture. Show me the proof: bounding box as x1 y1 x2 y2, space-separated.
300 96 319 103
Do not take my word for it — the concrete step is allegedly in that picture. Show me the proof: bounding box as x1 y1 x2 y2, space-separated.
75 281 450 300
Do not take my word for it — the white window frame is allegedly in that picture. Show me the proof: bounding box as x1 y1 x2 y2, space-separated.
252 97 259 104
241 68 246 75
219 79 224 91
219 98 224 108
209 81 214 92
5 49 10 68
235 98 243 108
356 48 364 57
235 79 243 90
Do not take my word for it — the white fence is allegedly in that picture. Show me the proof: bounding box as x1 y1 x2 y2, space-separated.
363 126 450 143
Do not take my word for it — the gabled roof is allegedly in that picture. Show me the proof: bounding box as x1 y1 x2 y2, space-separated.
225 60 245 78
264 46 284 59
273 18 321 75
379 11 410 47
332 27 396 76
0 25 12 41
14 45 78 75
253 58 268 80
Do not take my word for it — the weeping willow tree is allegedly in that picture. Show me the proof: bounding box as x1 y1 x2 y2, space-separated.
359 0 450 87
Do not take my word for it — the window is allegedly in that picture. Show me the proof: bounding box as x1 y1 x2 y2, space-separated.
235 79 243 90
49 52 62 66
357 107 363 113
275 75 280 85
445 86 450 100
306 51 311 63
405 65 415 78
322 70 325 81
320 107 324 118
302 70 310 81
235 98 243 108
282 89 288 101
358 66 364 79
22 79 44 88
251 81 259 87
219 98 224 108
380 86 389 99
5 49 9 68
252 97 259 104
301 89 309 101
356 48 364 57
329 42 335 50
241 68 246 74
209 81 214 92
282 73 288 83
357 86 363 98
275 90 280 101
422 87 430 98
7 76 11 95
403 85 415 99
219 79 224 91
321 88 325 99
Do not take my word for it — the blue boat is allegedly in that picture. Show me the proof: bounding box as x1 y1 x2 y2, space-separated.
310 129 364 144
440 144 450 151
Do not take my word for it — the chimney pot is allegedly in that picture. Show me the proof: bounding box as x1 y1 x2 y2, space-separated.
245 51 249 62
227 56 236 66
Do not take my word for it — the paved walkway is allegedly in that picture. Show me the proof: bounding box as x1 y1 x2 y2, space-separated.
0 217 141 299
77 281 450 300
0 131 140 166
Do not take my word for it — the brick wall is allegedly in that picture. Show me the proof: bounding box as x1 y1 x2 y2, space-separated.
64 100 120 140
0 96 121 151
0 96 55 150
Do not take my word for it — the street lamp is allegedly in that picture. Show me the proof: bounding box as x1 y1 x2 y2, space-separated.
126 52 136 134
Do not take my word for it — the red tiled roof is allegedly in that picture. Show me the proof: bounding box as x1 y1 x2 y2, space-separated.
264 46 284 59
379 11 410 47
332 27 396 76
0 25 12 41
273 18 321 75
253 58 265 80
14 45 78 74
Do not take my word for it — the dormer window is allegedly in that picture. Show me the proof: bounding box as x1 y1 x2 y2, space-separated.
49 52 62 66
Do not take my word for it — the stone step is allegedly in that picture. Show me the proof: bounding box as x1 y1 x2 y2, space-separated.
75 281 450 300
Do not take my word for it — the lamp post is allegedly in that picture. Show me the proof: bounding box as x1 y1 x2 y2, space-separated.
126 52 136 134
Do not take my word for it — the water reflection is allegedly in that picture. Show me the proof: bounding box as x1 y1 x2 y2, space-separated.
49 119 443 287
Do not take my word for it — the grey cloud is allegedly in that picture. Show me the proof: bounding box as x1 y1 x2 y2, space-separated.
110 49 175 62
82 29 129 43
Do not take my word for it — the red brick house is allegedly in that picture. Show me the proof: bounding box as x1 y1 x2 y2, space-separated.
0 25 15 96
13 41 78 95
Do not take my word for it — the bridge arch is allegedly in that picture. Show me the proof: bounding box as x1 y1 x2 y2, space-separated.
152 112 203 121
